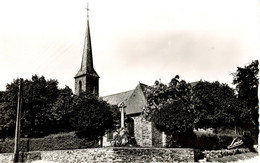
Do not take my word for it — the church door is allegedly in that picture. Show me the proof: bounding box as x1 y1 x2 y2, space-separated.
125 118 134 137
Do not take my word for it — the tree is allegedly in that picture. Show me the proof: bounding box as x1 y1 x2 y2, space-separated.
192 81 237 134
44 86 74 133
232 60 259 141
72 92 120 144
0 91 7 102
1 75 61 137
0 102 16 138
232 60 259 138
144 75 196 146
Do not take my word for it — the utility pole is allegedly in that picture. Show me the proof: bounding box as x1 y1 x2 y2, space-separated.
13 78 23 163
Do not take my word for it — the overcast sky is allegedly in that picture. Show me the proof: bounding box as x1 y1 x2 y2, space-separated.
0 0 259 96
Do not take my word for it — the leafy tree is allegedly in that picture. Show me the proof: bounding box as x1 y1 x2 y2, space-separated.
0 75 61 137
192 81 237 134
44 86 74 133
72 92 120 145
0 102 16 138
232 60 259 138
233 60 259 142
144 75 196 146
0 91 7 102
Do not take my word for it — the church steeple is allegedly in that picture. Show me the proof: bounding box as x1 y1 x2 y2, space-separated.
75 4 99 96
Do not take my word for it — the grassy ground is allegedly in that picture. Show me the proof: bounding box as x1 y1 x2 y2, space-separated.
208 152 259 163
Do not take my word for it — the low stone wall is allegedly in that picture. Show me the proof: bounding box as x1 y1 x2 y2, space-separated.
0 147 200 163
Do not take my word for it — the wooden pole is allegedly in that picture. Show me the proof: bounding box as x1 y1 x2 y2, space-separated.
13 78 23 163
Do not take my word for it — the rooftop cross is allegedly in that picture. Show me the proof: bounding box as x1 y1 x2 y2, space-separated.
86 3 90 19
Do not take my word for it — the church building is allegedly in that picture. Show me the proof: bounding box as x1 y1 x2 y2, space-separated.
102 83 165 147
74 8 165 147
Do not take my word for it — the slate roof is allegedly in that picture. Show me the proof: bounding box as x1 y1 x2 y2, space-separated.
190 81 199 87
102 90 134 106
102 83 148 115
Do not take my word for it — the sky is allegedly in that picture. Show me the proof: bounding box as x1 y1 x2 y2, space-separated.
0 0 259 96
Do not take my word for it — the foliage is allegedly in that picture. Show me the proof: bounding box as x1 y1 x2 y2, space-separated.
0 75 120 140
72 92 119 141
44 86 74 133
0 75 73 138
0 132 98 153
28 132 98 151
166 132 243 150
232 60 259 127
0 91 7 102
144 75 196 137
192 81 238 133
109 104 121 129
0 102 16 138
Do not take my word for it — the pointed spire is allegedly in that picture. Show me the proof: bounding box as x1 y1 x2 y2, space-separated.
76 3 99 78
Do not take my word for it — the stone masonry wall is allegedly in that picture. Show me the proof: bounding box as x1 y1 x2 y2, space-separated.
152 122 163 147
132 116 143 146
142 118 152 147
0 147 199 163
133 115 153 147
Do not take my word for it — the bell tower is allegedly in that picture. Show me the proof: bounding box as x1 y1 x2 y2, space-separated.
74 4 99 96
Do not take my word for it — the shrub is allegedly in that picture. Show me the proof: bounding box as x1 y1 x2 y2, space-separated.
0 138 29 153
166 132 243 150
0 132 98 153
29 132 98 151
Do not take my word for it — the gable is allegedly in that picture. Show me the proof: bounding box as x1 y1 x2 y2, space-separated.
124 83 147 115
102 83 148 115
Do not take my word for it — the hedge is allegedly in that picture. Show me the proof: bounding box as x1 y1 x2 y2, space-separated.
167 132 244 150
0 132 98 153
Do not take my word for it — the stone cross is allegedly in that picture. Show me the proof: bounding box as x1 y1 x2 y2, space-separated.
118 102 126 128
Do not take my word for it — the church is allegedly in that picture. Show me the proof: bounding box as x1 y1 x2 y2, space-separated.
74 9 165 147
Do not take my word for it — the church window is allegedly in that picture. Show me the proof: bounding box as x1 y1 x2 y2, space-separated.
79 81 82 94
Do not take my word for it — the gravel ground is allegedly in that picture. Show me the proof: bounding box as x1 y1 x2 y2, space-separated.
228 155 260 163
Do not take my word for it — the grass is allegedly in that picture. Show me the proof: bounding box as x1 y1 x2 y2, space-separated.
208 151 258 163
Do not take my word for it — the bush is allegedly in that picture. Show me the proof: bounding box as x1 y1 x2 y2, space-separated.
0 132 98 153
29 132 98 151
0 138 29 153
167 132 244 150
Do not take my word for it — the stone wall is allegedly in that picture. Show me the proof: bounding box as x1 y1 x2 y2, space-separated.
133 115 153 147
141 117 152 147
132 116 143 146
152 122 162 147
0 147 200 163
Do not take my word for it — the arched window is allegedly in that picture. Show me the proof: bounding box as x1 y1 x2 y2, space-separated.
79 81 82 94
